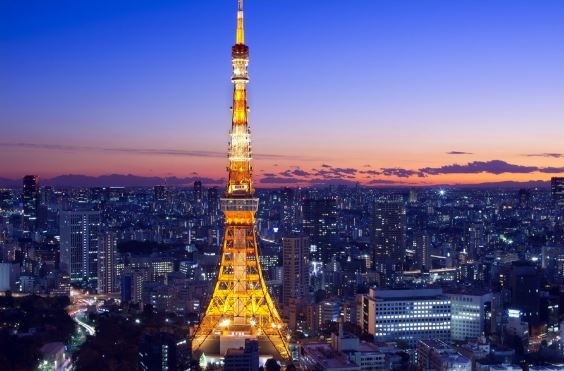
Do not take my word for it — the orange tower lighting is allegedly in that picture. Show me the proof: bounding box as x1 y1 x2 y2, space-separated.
191 0 291 363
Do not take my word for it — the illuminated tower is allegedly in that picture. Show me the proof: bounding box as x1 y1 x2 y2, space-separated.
191 0 290 362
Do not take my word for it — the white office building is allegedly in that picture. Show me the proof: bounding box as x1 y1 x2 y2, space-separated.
445 289 492 341
360 288 451 347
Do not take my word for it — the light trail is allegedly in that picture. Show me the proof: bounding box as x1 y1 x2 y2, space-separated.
74 316 95 336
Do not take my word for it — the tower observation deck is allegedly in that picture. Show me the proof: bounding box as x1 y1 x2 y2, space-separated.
191 0 291 363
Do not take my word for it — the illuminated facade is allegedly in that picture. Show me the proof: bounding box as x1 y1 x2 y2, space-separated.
360 288 451 347
97 231 118 294
445 290 492 341
191 0 290 361
371 196 406 275
59 210 100 286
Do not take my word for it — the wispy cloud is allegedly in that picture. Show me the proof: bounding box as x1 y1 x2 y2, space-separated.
523 153 563 159
420 160 536 175
260 176 301 184
540 167 564 173
381 168 424 178
447 151 473 155
420 160 564 175
0 142 294 160
368 179 407 185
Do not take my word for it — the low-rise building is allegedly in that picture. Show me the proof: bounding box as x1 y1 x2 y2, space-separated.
417 339 471 371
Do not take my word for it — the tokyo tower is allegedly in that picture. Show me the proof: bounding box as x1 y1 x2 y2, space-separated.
191 0 290 362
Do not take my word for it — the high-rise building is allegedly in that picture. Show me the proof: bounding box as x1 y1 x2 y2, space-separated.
0 262 20 291
22 175 39 235
193 181 203 203
191 0 289 362
282 235 309 307
120 267 151 304
517 189 530 208
282 235 309 330
139 333 178 371
445 289 492 341
97 231 118 294
551 177 564 206
371 196 406 274
153 185 167 211
359 288 451 347
413 230 431 270
207 186 219 208
541 246 564 272
510 261 540 322
465 223 485 259
302 198 337 263
280 187 295 232
59 210 100 286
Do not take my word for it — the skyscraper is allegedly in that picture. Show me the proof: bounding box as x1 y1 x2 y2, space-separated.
97 231 118 294
22 175 39 235
510 261 540 322
302 198 338 263
193 180 203 203
413 230 431 270
280 187 296 232
282 235 309 307
153 185 167 211
191 0 289 361
60 210 100 286
282 235 309 330
371 196 406 274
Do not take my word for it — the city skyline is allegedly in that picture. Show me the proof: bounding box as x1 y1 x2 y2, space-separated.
2 0 563 186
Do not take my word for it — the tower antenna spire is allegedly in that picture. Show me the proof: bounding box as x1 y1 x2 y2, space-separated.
236 0 244 44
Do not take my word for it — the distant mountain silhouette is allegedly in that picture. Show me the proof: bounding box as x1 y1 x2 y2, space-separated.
0 177 20 188
0 174 224 188
445 180 550 189
0 174 550 189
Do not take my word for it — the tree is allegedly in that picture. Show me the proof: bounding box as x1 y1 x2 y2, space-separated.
265 358 281 371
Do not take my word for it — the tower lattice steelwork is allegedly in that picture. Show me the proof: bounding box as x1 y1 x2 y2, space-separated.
191 0 290 362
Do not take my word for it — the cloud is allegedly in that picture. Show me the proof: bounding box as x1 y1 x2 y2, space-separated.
333 167 357 175
368 179 408 185
0 142 295 160
360 170 381 175
447 151 473 155
260 176 301 184
524 153 563 159
292 169 311 177
260 159 564 186
310 164 358 179
420 160 538 175
381 168 423 178
540 167 564 173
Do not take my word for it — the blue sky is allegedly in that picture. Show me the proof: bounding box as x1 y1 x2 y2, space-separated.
1 0 563 185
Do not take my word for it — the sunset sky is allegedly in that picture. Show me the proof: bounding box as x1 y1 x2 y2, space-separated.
1 0 563 186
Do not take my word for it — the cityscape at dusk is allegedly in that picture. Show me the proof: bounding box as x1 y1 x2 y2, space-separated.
1 0 563 186
1 1 564 371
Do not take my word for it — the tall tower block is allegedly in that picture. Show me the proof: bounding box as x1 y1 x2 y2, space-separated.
191 0 290 362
